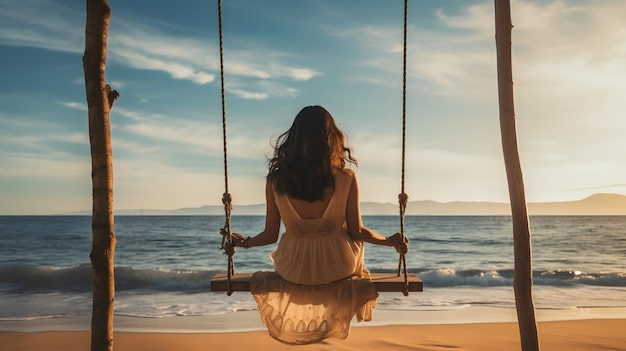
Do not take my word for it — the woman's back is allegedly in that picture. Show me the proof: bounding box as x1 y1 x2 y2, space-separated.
270 169 367 285
286 186 333 219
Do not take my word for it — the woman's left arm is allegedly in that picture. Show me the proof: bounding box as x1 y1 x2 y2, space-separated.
232 179 281 248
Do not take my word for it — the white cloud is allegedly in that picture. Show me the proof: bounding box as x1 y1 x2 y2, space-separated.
107 18 321 92
282 67 320 81
111 107 270 160
0 0 83 53
435 3 493 33
1 135 45 148
228 89 269 100
110 137 159 155
325 6 497 97
351 130 509 203
0 0 321 98
226 80 299 100
220 60 272 80
330 0 626 102
223 44 322 81
52 133 89 145
0 151 89 178
112 107 145 122
497 1 626 89
114 111 221 153
111 44 215 85
0 114 83 150
122 121 215 151
60 101 88 111
334 25 401 55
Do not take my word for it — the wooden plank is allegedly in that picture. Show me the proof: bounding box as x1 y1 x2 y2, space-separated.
211 272 423 293
371 273 423 292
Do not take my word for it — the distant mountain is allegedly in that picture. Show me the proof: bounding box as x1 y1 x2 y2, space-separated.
525 193 626 216
363 193 626 215
62 193 626 216
64 204 267 216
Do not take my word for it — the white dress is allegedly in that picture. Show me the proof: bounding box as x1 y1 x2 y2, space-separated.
250 169 378 345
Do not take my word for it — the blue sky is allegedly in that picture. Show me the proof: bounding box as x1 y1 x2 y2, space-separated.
1 0 625 215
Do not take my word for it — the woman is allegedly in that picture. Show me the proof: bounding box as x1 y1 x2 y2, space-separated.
231 105 408 344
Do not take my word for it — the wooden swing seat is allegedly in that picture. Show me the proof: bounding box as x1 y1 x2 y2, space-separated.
211 272 423 293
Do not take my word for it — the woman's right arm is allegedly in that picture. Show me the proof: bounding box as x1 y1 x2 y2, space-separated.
346 173 408 251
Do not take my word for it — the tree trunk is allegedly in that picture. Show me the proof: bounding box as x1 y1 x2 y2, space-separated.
83 0 119 350
494 1 540 351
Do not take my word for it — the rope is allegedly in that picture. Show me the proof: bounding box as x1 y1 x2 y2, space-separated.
217 0 235 296
397 0 409 296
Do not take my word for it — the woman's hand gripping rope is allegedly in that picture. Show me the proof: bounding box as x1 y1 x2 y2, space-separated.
222 230 251 249
387 232 409 255
220 227 237 257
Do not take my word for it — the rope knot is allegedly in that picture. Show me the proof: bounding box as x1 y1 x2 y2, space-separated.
219 227 229 238
222 240 236 257
222 192 233 208
398 192 409 205
398 192 409 215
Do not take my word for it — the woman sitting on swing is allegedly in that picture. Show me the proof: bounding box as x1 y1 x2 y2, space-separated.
230 105 409 344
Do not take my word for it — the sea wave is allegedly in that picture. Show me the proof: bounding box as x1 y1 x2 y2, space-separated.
1 265 625 293
406 268 626 288
0 265 218 293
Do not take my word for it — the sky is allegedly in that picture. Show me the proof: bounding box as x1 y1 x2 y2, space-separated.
1 0 625 215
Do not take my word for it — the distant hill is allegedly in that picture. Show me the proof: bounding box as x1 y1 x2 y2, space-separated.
362 193 626 215
62 193 626 216
525 193 626 216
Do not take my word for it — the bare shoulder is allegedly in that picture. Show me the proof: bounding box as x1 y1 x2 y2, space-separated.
340 168 355 177
338 168 357 185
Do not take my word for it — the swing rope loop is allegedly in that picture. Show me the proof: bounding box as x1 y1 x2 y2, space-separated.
220 192 235 295
217 0 235 296
397 0 409 297
398 192 409 296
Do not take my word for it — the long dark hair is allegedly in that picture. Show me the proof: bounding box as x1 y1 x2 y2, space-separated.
268 106 357 202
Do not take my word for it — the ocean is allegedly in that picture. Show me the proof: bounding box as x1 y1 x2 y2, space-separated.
1 215 625 325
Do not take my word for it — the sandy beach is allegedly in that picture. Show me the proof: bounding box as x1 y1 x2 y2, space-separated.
2 307 625 351
2 319 625 351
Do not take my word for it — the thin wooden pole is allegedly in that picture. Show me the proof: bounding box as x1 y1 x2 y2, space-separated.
83 0 119 350
494 1 540 351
